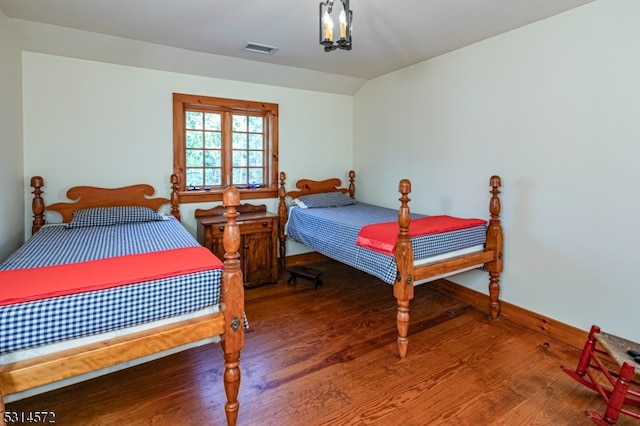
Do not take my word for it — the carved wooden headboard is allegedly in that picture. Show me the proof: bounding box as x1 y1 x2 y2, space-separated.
30 174 182 234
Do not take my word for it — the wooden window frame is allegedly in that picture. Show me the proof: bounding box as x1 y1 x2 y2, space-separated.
173 93 279 203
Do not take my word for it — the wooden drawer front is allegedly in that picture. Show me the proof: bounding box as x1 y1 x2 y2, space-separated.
213 219 274 236
239 219 274 234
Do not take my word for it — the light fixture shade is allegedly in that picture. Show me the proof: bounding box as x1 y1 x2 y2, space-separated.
319 0 352 52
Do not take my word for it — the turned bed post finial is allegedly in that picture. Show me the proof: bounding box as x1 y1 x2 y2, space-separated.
170 174 181 221
221 185 243 426
397 179 412 234
394 178 415 359
277 171 288 271
31 176 45 234
223 186 241 268
486 175 504 320
348 170 356 199
489 176 502 221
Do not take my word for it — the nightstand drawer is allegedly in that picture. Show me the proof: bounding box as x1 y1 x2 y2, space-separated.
213 219 273 235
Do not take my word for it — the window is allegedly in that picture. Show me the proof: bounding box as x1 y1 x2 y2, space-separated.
173 93 279 202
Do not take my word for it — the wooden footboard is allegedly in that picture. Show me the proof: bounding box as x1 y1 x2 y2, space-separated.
1 178 244 426
277 171 503 360
393 176 503 358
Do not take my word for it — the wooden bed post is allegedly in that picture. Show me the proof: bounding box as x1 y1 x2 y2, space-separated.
348 170 356 199
278 171 288 270
170 174 181 221
485 176 503 319
31 176 45 234
221 186 244 426
0 379 5 426
394 179 415 360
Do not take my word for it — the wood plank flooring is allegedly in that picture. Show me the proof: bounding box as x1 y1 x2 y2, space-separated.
6 260 637 425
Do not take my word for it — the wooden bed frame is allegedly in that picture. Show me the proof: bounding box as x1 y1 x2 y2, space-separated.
0 175 244 426
277 170 503 359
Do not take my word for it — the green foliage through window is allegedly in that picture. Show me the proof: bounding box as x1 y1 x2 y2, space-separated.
174 93 279 200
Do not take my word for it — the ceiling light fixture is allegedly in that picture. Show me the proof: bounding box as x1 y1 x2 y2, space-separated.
319 0 352 52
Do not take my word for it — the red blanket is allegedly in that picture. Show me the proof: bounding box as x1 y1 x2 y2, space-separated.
0 247 223 307
356 215 487 256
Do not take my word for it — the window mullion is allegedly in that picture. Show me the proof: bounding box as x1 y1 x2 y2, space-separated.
263 113 270 184
222 111 233 186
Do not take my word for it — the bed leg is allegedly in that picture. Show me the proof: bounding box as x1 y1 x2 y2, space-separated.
488 272 501 319
1 381 6 426
396 300 410 359
223 351 241 426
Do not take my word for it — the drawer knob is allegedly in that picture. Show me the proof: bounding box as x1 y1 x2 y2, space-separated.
262 221 268 227
219 225 225 231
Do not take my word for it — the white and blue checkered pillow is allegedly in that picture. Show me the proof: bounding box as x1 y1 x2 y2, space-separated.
296 192 356 209
66 206 165 228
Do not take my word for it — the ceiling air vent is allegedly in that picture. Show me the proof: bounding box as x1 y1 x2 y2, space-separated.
244 42 279 55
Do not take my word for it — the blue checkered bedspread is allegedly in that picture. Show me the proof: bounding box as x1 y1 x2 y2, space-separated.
286 202 487 285
0 218 222 354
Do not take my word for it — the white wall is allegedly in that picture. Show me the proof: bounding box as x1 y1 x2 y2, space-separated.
21 53 353 255
0 10 24 261
15 0 638 343
353 0 640 341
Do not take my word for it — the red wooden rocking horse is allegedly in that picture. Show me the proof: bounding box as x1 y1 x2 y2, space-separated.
561 325 640 425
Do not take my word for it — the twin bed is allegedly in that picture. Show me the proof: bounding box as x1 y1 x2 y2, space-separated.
278 170 504 359
0 176 244 425
0 169 502 423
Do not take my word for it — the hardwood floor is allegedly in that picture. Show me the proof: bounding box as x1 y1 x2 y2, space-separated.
6 260 636 425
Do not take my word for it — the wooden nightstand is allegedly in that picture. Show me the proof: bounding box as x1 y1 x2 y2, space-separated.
196 203 278 288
